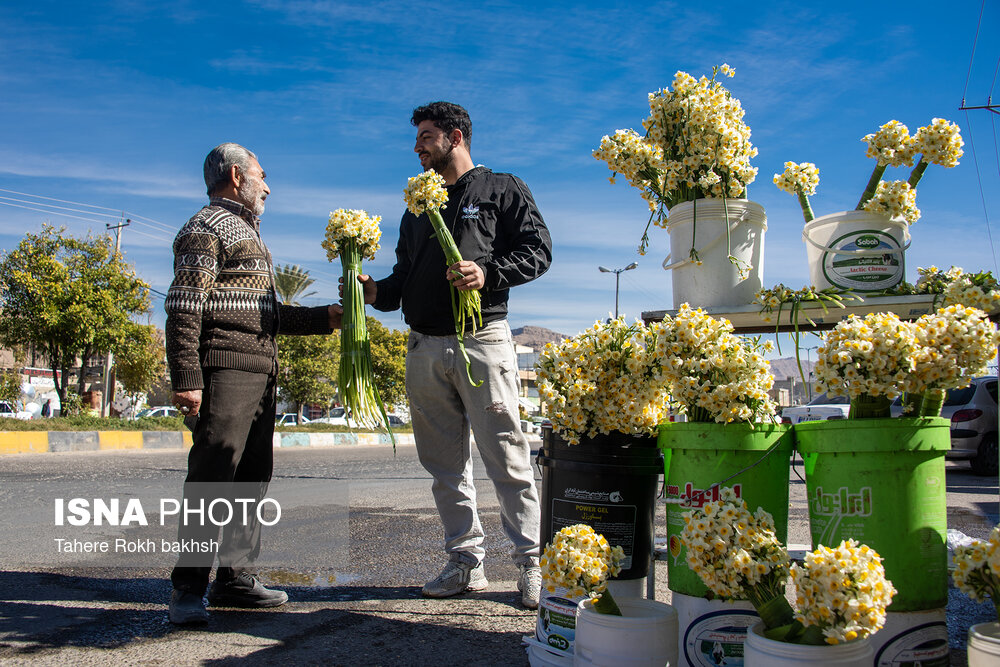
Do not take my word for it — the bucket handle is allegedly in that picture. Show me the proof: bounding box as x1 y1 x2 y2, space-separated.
802 226 911 257
662 208 751 271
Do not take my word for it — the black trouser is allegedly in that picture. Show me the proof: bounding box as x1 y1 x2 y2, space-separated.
170 368 277 594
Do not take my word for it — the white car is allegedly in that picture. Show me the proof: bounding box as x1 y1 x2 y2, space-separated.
781 393 850 424
276 413 311 426
0 401 32 420
136 406 180 419
308 407 349 426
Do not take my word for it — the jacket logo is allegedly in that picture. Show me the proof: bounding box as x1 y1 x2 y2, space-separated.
461 205 480 220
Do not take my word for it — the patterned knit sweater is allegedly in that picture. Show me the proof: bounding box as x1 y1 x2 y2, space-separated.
165 198 331 391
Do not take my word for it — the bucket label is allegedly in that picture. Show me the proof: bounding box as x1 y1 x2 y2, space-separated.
874 620 949 666
682 610 756 667
551 498 638 568
536 592 580 654
822 229 904 291
666 482 743 509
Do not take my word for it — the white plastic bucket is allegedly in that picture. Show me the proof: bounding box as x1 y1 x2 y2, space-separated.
969 622 1000 666
526 636 575 667
673 592 758 667
573 598 678 667
802 210 910 292
663 198 766 309
743 621 874 666
870 608 949 666
536 589 585 657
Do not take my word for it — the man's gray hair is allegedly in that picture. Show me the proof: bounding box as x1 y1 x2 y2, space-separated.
203 143 258 195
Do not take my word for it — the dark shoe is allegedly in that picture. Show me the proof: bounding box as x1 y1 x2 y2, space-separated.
169 589 209 625
208 572 288 608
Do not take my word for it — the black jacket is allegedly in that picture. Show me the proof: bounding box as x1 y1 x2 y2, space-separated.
374 166 552 335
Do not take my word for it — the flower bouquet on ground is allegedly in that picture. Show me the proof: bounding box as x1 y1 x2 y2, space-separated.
775 118 963 225
953 525 1000 618
681 487 897 645
322 209 394 441
540 523 625 615
593 64 758 261
403 169 482 386
652 303 776 424
535 317 672 445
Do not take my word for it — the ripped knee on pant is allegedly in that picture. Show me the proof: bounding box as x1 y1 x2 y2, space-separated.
486 401 507 414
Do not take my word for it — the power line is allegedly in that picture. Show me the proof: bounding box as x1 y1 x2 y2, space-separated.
963 109 999 275
962 0 986 105
0 199 111 226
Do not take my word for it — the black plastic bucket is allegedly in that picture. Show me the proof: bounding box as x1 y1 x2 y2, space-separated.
536 426 663 580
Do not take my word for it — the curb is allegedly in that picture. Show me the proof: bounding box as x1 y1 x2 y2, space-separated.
0 431 414 455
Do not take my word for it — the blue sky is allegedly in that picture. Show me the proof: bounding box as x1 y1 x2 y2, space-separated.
1 1 999 339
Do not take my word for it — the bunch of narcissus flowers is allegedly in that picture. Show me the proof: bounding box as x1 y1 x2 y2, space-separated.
540 523 625 615
953 525 1000 618
791 539 897 645
403 169 482 386
322 209 393 438
321 208 381 262
535 317 673 444
775 117 963 224
653 304 776 424
680 487 789 603
912 265 1000 312
908 305 999 394
814 306 999 403
813 311 919 401
682 487 895 645
593 64 758 255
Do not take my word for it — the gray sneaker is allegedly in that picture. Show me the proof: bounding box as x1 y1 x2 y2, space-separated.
422 560 488 598
168 589 209 625
517 564 541 609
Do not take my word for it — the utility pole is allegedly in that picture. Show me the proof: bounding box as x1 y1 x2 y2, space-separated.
101 217 130 418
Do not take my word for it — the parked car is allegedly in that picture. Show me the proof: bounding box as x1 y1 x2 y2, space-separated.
938 376 997 476
276 413 311 426
0 401 32 420
780 392 850 424
135 405 179 419
309 407 349 426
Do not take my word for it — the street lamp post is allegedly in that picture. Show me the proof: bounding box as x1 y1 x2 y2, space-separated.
804 345 818 401
598 262 638 318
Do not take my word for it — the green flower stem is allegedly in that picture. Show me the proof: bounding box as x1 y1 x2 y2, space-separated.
340 239 395 451
856 164 887 210
797 190 815 223
427 208 483 386
755 594 796 631
908 159 929 188
591 588 622 616
849 393 891 419
902 388 945 417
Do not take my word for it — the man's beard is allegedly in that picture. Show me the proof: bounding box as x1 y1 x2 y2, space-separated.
427 143 455 174
237 178 266 217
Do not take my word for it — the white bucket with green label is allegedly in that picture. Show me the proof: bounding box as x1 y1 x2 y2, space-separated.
802 210 910 292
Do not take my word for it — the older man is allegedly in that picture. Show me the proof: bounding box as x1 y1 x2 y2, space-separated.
165 143 341 624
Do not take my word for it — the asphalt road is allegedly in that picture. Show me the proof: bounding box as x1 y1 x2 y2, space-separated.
0 443 997 665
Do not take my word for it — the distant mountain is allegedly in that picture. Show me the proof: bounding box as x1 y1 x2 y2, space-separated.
511 325 567 349
769 357 815 381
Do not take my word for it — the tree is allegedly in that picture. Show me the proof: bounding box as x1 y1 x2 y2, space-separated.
115 324 166 415
274 264 318 305
0 225 151 405
277 332 340 417
367 317 408 408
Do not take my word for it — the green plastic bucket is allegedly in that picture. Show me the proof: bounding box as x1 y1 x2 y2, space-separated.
657 422 795 596
795 417 949 611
